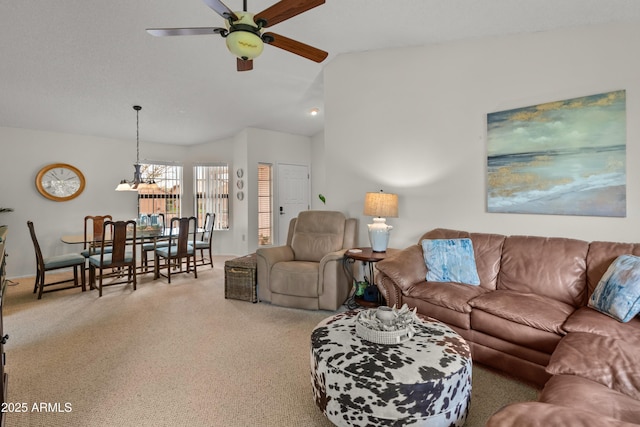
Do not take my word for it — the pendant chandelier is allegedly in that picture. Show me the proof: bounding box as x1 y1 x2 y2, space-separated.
115 105 159 192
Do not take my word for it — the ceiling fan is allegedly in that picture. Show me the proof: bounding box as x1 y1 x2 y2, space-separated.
147 0 328 72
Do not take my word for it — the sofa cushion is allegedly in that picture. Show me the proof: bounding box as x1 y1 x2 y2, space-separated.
270 261 319 297
405 281 486 314
290 211 345 262
422 238 480 285
420 229 505 290
487 402 640 427
471 309 562 354
563 306 640 343
587 241 640 298
470 290 575 335
403 296 473 330
546 332 640 399
376 244 427 293
498 235 589 307
588 254 640 322
540 375 640 424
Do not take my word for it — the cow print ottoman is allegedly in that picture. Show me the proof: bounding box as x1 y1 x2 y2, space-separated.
310 310 471 427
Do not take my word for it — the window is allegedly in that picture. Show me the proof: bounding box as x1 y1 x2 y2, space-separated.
138 163 182 225
258 163 272 246
194 164 229 230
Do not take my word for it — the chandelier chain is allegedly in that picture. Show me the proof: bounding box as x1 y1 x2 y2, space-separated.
136 106 140 164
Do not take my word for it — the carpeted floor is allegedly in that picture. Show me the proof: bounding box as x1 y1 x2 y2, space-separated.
3 257 537 426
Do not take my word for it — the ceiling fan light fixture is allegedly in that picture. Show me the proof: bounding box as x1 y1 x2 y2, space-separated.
225 11 264 60
148 0 328 70
226 29 264 60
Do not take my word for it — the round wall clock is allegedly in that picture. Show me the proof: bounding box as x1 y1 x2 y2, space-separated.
35 163 86 202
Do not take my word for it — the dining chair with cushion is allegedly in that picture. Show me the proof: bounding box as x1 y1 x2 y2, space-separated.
82 215 113 258
141 213 168 272
88 220 137 297
194 212 215 268
256 210 357 311
27 220 86 299
154 216 198 283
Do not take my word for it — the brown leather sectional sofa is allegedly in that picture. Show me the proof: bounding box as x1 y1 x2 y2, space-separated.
375 228 640 425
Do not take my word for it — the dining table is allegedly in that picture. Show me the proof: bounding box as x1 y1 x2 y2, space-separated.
60 226 170 245
61 226 173 274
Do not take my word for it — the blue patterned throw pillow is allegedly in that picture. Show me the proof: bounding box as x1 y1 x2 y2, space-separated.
589 254 640 323
422 238 480 285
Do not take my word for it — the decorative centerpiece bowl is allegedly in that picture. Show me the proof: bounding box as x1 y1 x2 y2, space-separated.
355 304 418 345
136 215 163 236
138 224 163 236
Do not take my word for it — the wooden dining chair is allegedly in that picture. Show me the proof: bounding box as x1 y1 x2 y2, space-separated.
194 213 215 268
154 216 198 283
82 215 113 258
141 213 168 272
27 221 86 299
88 220 137 297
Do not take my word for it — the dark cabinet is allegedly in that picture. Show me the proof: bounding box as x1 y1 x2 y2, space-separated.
0 226 8 427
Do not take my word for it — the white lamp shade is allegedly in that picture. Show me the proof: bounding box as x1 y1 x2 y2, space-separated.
137 181 160 191
115 180 132 191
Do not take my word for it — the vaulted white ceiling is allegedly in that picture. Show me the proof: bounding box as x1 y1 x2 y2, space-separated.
2 0 640 145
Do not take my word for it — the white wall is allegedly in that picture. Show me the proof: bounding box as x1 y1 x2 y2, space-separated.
0 125 311 278
246 128 311 248
190 128 312 255
186 136 236 256
310 131 327 210
0 126 188 277
323 21 640 251
232 130 250 255
7 20 639 277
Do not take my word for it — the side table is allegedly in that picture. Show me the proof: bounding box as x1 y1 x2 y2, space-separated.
343 247 397 308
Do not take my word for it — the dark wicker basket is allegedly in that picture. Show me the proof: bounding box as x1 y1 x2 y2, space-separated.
224 253 257 303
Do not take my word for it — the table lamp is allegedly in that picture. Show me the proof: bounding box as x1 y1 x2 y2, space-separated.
363 191 399 252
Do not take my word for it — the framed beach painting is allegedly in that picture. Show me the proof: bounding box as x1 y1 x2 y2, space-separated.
486 90 626 217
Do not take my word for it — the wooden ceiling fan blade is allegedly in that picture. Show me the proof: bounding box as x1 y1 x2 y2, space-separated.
263 32 328 63
202 0 238 21
146 27 226 37
255 0 324 28
237 58 253 71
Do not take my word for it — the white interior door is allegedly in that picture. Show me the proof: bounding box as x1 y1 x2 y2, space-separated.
278 163 310 245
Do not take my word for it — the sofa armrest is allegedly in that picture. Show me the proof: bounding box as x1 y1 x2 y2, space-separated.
317 249 352 310
257 245 294 266
256 245 295 302
319 249 349 294
375 244 427 293
320 248 348 266
378 273 403 308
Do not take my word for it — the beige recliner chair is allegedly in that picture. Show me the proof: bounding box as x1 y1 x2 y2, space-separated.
256 210 357 310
